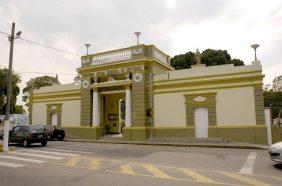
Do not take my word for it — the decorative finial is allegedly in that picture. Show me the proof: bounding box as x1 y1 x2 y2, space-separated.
85 44 91 55
195 49 201 65
251 44 260 61
134 32 141 45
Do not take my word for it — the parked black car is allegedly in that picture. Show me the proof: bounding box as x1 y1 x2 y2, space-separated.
44 125 65 141
9 125 48 147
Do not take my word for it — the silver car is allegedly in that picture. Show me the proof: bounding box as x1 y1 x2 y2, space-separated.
269 141 282 163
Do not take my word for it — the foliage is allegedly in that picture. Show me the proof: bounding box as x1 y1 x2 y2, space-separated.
0 67 21 115
14 105 26 114
170 49 245 70
272 75 282 92
264 75 282 119
22 75 60 102
170 52 195 70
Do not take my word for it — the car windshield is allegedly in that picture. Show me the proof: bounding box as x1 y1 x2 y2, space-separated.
30 126 44 133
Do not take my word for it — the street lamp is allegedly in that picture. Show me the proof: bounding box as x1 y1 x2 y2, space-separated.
251 44 260 61
134 32 141 45
3 22 22 152
85 44 91 55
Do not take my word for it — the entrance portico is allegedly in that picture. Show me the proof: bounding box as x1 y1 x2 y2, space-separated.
91 79 132 136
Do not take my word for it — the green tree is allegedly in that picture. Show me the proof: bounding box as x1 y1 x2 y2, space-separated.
22 75 60 102
272 75 282 92
0 67 21 115
14 105 26 114
264 75 282 120
170 49 245 69
170 52 195 70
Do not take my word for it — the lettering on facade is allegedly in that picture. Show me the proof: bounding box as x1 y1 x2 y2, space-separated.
93 65 144 76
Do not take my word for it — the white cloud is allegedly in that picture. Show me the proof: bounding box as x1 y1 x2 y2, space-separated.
0 0 281 109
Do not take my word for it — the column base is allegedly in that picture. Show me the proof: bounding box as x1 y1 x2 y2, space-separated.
122 127 151 141
62 126 102 140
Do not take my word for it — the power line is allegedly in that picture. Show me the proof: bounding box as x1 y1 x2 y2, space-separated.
0 29 81 57
0 30 9 35
15 70 77 76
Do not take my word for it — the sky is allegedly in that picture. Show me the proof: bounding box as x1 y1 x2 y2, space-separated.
0 0 281 107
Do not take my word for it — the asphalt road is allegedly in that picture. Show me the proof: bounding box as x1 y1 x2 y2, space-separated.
0 140 281 186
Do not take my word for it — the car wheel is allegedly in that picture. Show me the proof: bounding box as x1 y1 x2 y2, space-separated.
22 139 29 147
41 140 47 147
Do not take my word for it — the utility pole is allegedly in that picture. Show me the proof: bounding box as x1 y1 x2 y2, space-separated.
3 22 21 152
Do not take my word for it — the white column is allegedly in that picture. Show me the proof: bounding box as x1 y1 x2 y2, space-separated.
92 88 100 126
125 85 132 127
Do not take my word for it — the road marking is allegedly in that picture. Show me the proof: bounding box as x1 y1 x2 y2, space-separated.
65 157 80 167
54 146 101 152
64 144 127 149
66 143 128 148
0 155 46 163
142 164 172 179
9 152 64 160
177 168 217 184
221 172 271 186
121 164 135 175
0 161 24 168
239 152 257 175
43 148 93 155
23 149 79 157
90 159 101 170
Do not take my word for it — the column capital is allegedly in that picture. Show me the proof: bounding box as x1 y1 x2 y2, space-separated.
93 86 99 92
124 83 131 90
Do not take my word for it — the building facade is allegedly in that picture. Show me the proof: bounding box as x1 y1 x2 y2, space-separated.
30 44 267 144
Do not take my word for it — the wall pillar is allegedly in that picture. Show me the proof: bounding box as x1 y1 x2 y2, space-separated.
92 88 100 126
125 85 132 127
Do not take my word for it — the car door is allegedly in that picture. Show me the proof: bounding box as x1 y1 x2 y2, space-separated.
19 126 29 142
9 126 20 143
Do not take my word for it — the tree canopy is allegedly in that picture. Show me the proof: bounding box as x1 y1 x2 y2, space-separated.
264 75 282 119
170 49 245 70
22 75 60 102
0 67 21 115
272 75 282 92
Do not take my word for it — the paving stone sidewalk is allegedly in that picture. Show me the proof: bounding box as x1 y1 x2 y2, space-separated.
64 138 269 150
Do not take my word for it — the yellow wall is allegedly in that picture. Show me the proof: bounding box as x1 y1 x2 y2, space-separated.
32 100 81 127
154 92 186 127
216 87 256 126
154 87 256 127
61 100 81 127
32 102 47 125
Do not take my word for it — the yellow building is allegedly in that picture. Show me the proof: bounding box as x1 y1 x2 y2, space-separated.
29 44 267 144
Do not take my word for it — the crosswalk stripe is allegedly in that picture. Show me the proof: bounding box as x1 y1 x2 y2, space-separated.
65 145 110 150
43 148 93 155
177 168 217 184
23 149 79 157
65 144 127 149
142 164 172 179
221 172 271 186
0 155 46 163
54 146 101 152
9 152 64 160
90 159 100 170
239 152 257 175
121 164 135 175
65 157 80 166
0 161 24 168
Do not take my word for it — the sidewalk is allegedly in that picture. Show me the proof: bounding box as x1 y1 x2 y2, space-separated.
64 138 269 150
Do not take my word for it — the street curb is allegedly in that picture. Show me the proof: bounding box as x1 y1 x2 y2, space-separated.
64 139 269 150
0 145 15 152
